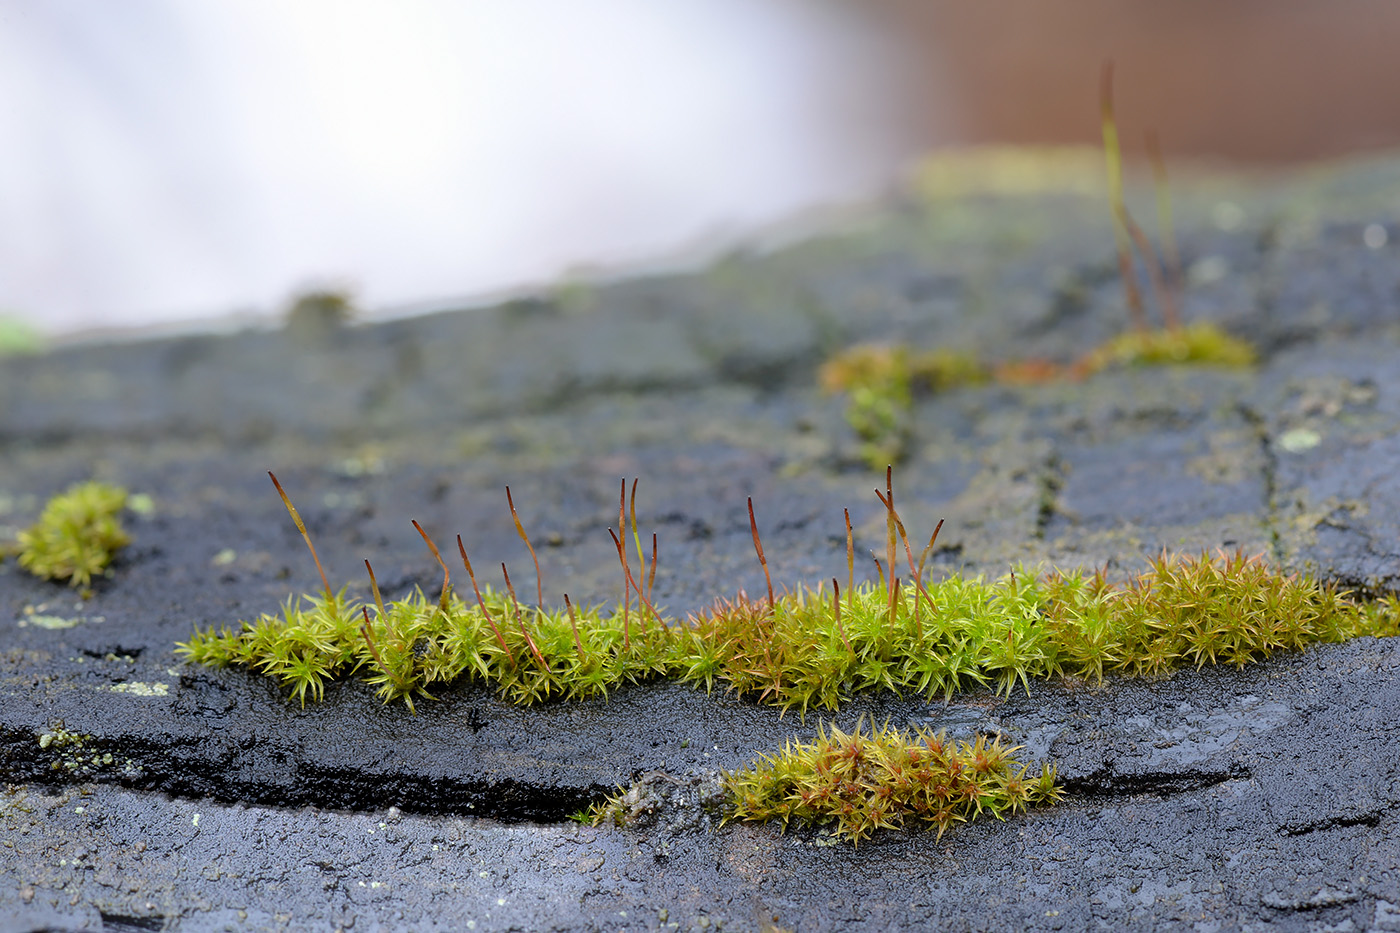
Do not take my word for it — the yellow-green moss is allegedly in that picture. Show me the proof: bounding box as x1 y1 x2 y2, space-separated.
178 541 1394 716
589 720 1061 844
818 345 988 468
15 482 130 587
1080 322 1256 374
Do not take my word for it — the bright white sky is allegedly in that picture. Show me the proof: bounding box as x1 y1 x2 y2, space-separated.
0 0 909 336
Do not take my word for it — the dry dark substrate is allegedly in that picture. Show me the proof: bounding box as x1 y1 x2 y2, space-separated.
4 160 1400 931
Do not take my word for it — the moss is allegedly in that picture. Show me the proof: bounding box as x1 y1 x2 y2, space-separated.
818 323 1254 464
818 345 988 468
591 720 1060 845
172 472 1400 846
177 475 1397 715
283 288 356 340
1079 321 1257 374
14 482 130 588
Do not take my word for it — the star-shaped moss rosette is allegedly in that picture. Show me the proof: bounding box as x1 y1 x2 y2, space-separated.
177 469 1400 714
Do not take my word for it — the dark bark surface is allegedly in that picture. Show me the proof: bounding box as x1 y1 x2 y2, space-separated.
3 156 1400 932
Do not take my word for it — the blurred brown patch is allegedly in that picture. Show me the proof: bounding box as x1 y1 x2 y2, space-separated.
866 0 1400 163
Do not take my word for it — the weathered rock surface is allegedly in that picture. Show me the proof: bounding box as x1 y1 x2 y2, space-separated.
3 155 1400 931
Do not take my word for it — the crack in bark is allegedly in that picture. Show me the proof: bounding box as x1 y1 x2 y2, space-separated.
1061 760 1250 800
1236 402 1284 566
1033 450 1066 541
1279 809 1384 837
1 726 605 824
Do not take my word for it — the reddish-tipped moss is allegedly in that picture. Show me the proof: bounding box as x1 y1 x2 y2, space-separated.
178 474 1397 714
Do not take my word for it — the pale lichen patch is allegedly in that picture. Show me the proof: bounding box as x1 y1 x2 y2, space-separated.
108 681 171 697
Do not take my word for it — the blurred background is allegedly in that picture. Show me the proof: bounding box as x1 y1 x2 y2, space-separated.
4 0 1400 339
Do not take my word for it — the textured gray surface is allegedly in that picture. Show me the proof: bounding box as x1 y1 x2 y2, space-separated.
3 156 1400 931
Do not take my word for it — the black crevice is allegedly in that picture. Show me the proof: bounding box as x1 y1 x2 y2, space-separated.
1279 809 1384 837
99 912 169 932
1061 760 1250 800
1 725 607 825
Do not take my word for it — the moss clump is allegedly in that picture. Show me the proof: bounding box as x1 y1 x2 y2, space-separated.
14 481 130 587
723 722 1061 844
588 720 1061 844
179 586 676 710
283 288 356 341
1079 321 1256 374
677 549 1378 714
177 475 1397 714
818 345 988 468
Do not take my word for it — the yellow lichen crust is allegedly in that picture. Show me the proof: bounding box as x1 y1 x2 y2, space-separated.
16 481 130 587
722 721 1060 844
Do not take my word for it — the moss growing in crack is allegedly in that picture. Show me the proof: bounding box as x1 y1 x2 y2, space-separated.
1086 65 1255 376
818 324 1253 463
177 470 1399 714
815 70 1255 451
722 721 1061 844
13 481 130 588
818 345 988 468
587 720 1061 844
1078 321 1256 373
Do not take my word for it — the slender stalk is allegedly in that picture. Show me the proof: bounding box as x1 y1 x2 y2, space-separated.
411 520 452 616
563 593 585 657
363 560 394 648
875 489 926 640
506 486 544 609
364 560 388 622
915 520 944 584
832 578 853 656
845 507 854 611
1100 61 1147 333
269 472 332 602
608 529 664 632
502 562 549 671
629 478 647 597
748 497 775 613
915 518 945 624
648 532 658 602
456 535 515 664
1122 209 1178 334
360 606 385 668
617 479 630 640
